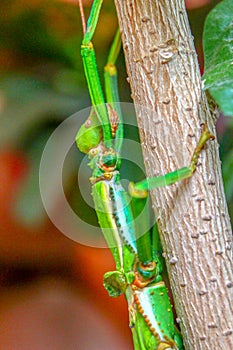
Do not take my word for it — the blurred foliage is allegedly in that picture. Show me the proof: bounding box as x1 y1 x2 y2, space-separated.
203 0 233 115
0 0 232 227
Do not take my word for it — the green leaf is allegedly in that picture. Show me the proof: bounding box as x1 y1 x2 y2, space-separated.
222 149 233 202
202 0 233 116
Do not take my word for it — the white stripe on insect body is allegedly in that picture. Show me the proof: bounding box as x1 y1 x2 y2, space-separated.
134 289 166 341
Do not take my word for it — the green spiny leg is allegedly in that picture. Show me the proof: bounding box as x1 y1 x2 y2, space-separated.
151 222 164 279
129 124 214 197
79 0 112 147
76 13 122 156
104 29 124 153
130 196 158 281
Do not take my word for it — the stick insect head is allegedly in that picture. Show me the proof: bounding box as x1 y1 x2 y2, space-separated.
88 145 120 181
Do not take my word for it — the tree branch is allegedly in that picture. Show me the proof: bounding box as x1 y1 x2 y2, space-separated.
114 0 233 349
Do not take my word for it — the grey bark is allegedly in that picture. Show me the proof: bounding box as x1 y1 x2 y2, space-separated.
114 0 233 349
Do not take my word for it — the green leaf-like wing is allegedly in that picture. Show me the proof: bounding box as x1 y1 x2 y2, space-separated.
202 0 233 115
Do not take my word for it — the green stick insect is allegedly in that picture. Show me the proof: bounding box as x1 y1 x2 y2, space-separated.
76 1 214 349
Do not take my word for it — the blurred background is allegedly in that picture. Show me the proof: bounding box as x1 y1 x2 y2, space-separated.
0 0 232 349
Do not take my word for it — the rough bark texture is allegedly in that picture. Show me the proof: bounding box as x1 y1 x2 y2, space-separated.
114 1 233 349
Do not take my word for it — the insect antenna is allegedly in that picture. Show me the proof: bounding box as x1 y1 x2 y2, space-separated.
78 0 87 34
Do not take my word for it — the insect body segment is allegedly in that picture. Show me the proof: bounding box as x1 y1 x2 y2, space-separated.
92 172 137 255
132 282 183 349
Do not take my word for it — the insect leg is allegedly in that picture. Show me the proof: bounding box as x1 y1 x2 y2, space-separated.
79 0 112 147
104 29 124 153
129 124 214 197
130 196 155 275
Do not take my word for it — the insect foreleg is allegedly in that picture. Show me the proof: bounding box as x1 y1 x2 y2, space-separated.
79 0 112 147
104 29 124 153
